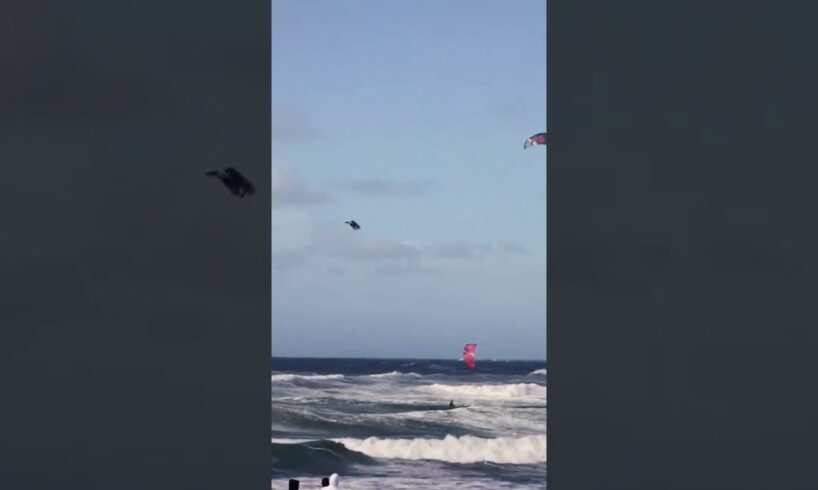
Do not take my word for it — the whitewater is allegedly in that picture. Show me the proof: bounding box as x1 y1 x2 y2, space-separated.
271 357 547 489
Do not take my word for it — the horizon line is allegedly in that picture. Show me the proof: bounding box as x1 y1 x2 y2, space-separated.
271 355 546 362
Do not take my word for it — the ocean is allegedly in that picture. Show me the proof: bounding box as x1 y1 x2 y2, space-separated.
271 357 547 489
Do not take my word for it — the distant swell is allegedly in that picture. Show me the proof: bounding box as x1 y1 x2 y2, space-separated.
335 435 547 465
424 383 547 399
271 373 345 382
528 369 547 376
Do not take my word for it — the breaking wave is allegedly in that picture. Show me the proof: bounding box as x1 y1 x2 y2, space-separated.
424 383 547 399
368 371 422 378
335 434 547 465
271 373 345 382
271 439 377 476
528 369 547 376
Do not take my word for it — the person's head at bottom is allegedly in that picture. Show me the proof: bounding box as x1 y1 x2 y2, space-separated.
321 476 329 487
288 479 299 489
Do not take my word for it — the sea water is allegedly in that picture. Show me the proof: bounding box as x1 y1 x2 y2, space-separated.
271 357 546 489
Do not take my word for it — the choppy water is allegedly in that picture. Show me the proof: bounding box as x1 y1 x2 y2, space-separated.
271 357 547 489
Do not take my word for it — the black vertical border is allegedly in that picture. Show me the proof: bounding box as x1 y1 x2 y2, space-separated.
550 2 818 489
0 1 271 488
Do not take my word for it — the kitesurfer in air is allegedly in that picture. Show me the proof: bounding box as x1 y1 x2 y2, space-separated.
345 220 360 230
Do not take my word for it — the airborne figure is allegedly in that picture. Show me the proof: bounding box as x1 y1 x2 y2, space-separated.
205 167 256 198
345 220 361 230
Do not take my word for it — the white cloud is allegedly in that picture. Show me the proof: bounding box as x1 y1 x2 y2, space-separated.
329 178 435 197
271 209 313 252
498 242 531 255
424 242 494 260
270 104 323 143
271 164 332 207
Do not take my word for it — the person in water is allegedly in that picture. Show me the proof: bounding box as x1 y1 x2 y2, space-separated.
321 476 329 487
449 400 455 408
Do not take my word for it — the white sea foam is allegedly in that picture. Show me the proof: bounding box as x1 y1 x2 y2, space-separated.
335 434 547 465
423 383 547 399
270 373 345 382
273 476 544 490
368 371 422 378
528 368 547 376
270 437 317 444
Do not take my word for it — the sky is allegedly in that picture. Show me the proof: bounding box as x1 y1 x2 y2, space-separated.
270 0 546 359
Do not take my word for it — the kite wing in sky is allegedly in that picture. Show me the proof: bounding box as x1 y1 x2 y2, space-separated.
523 132 547 149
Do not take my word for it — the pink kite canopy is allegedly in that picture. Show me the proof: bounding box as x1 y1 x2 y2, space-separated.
463 343 477 370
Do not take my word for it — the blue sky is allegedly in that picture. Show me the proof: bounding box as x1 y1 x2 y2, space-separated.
271 0 546 359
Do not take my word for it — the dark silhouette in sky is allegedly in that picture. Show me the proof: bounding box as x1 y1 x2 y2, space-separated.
206 167 256 198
